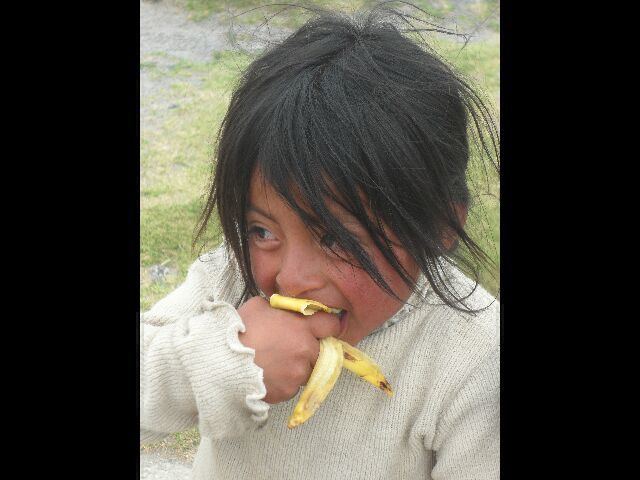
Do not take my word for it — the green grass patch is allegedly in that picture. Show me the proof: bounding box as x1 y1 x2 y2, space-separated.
440 33 500 105
140 200 202 311
141 51 249 311
447 34 500 296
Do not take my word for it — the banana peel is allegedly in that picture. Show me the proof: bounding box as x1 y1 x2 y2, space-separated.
269 294 393 428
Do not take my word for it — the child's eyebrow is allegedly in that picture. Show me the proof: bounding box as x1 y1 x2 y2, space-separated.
249 200 362 229
247 205 274 221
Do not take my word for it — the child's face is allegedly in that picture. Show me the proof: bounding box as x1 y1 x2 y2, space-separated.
246 173 419 346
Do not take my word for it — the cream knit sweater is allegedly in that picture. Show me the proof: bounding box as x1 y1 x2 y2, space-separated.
140 245 500 479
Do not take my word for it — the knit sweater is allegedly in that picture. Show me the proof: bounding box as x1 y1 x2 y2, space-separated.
140 245 500 480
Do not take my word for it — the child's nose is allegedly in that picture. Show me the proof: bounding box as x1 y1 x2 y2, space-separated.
275 244 325 298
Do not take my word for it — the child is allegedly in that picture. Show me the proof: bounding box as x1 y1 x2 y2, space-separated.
141 7 500 480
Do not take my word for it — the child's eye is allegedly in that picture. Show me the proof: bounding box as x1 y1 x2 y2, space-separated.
319 232 359 263
319 233 337 248
248 226 276 241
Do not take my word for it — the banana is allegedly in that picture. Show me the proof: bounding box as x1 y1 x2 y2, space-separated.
339 339 393 397
269 293 343 315
269 294 393 428
287 336 343 428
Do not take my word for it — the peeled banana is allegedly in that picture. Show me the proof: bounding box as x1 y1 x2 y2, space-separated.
269 294 393 428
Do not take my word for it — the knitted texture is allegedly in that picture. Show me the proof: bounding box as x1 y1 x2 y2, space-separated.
140 244 500 479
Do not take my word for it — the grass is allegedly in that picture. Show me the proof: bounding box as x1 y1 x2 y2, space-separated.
439 34 500 295
141 50 251 309
141 0 499 458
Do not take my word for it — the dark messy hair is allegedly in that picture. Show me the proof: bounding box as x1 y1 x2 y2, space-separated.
195 6 499 313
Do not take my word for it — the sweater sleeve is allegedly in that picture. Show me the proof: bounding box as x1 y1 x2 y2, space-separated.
140 247 269 444
428 346 500 480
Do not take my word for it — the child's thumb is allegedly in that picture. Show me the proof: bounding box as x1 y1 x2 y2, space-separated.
307 311 341 340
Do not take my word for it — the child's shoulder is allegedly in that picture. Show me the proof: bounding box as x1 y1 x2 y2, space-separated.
417 263 499 350
405 265 499 389
191 243 231 272
449 266 499 338
188 243 245 303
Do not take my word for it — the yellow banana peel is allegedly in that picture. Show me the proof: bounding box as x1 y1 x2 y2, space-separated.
287 336 343 428
269 293 343 315
339 339 393 397
269 294 393 428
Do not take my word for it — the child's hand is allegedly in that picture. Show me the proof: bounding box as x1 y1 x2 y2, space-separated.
237 296 342 404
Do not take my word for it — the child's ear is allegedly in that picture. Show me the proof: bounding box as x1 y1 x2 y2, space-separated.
455 203 468 228
442 203 468 252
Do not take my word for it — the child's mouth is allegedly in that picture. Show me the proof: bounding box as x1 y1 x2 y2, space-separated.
337 310 348 338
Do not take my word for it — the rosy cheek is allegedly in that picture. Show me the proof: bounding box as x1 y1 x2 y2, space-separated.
343 251 414 324
249 248 279 296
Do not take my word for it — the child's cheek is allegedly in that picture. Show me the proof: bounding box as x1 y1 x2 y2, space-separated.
340 248 416 336
249 248 277 296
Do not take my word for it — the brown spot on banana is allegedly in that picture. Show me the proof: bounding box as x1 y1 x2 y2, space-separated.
343 351 357 361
